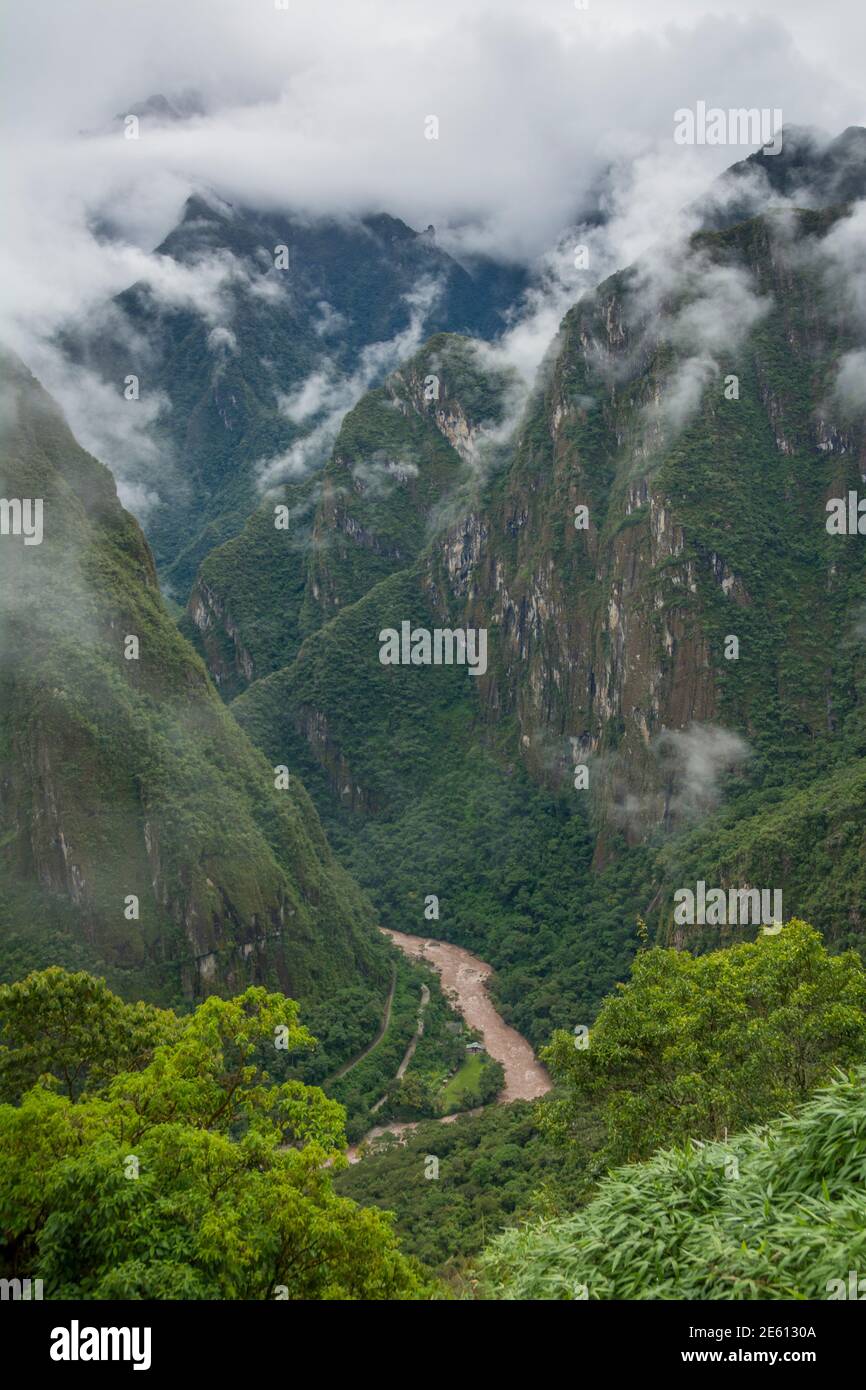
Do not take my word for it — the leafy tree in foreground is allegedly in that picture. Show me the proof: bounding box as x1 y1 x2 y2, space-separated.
540 920 866 1164
0 967 181 1104
478 1066 866 1300
0 969 433 1300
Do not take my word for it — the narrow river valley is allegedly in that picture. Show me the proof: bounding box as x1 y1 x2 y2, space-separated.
347 929 551 1161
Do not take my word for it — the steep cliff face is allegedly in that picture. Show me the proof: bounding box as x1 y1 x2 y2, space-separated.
199 196 866 834
186 335 515 693
230 209 865 813
64 196 529 596
0 352 388 1008
229 199 866 1038
422 209 866 845
187 574 257 695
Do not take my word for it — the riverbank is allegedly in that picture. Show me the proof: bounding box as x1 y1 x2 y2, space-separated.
346 929 550 1161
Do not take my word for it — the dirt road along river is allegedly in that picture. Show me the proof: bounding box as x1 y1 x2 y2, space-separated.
346 929 550 1162
382 929 550 1103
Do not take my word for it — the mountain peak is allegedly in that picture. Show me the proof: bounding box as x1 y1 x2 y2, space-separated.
112 91 206 124
695 122 866 230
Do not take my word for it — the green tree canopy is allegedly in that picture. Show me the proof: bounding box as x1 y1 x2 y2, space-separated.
540 920 866 1163
0 967 181 1103
0 969 433 1300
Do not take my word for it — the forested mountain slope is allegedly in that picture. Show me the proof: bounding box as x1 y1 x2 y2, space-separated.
65 195 528 595
225 193 866 1041
0 351 389 1020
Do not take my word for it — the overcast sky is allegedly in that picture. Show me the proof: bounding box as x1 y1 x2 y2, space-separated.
1 0 864 364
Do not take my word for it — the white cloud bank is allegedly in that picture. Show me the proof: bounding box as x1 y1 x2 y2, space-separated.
2 0 864 351
1 0 864 519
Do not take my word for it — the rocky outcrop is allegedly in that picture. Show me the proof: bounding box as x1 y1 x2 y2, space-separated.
189 578 255 691
231 208 866 876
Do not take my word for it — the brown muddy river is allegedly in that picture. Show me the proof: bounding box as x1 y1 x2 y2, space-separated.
383 929 550 1103
346 929 550 1162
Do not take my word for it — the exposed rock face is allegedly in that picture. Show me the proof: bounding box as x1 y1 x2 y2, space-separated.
225 194 866 998
379 212 854 847
294 706 375 815
224 206 866 892
189 578 255 691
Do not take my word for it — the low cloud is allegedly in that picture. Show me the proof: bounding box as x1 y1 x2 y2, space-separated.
655 723 752 820
207 325 238 354
258 279 443 488
812 202 866 413
635 247 772 435
603 721 751 836
3 2 861 352
2 0 864 536
832 348 866 414
20 341 178 521
351 455 420 497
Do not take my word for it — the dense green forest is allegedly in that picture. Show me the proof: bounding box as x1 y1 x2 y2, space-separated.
4 102 866 1307
336 921 866 1286
0 969 433 1299
333 1101 599 1281
3 921 864 1299
477 1066 866 1300
225 204 866 1082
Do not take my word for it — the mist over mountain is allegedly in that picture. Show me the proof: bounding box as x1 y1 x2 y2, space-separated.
0 349 389 1025
695 123 866 228
58 187 530 594
217 170 866 1042
46 113 866 606
3 0 866 1323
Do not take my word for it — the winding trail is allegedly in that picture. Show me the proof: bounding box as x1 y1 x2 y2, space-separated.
383 930 550 1102
346 930 550 1162
370 983 430 1114
327 964 396 1083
